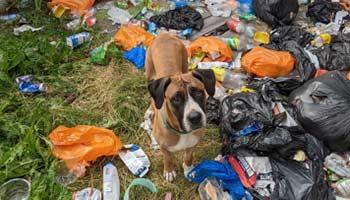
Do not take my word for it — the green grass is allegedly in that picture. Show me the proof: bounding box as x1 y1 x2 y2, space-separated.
0 2 221 199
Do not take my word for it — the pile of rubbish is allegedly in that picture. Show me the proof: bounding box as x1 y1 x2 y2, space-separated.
2 0 350 199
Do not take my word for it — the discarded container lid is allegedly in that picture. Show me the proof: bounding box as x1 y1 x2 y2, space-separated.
0 178 31 200
253 31 270 44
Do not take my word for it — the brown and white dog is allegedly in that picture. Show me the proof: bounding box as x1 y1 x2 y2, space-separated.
145 33 215 182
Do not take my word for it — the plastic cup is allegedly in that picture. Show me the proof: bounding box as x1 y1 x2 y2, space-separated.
0 178 31 200
254 32 270 44
55 160 78 186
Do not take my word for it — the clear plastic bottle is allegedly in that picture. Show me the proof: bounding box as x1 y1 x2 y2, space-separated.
103 162 120 200
227 19 246 34
334 179 350 198
222 69 250 92
324 153 350 178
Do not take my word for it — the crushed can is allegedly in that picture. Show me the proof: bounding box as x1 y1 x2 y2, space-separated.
66 32 90 49
16 75 46 93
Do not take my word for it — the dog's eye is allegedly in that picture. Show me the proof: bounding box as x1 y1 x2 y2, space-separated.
190 87 204 98
171 93 183 104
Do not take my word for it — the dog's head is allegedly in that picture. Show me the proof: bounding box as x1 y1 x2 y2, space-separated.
148 69 216 132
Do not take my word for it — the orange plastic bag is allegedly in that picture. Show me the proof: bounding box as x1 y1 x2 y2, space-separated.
114 25 155 51
188 36 233 62
49 125 122 177
241 47 295 78
50 0 95 15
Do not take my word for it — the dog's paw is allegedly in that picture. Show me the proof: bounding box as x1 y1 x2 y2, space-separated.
144 107 154 119
214 154 223 161
183 163 194 179
151 142 160 150
164 170 176 182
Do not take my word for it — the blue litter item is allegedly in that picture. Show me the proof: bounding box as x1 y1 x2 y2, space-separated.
237 122 262 137
171 0 189 8
16 75 45 93
244 190 253 200
180 28 192 39
187 159 245 200
148 22 157 35
237 0 254 15
123 46 146 69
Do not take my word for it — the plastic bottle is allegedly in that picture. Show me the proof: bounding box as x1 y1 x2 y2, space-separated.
66 32 91 49
226 19 255 38
237 34 252 51
66 19 81 30
103 162 120 200
227 19 246 34
324 153 350 178
221 69 250 91
334 179 350 198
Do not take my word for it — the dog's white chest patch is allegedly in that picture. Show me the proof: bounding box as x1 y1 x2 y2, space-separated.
167 133 200 152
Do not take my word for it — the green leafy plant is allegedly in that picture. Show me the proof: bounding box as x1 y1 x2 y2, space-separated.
34 0 42 10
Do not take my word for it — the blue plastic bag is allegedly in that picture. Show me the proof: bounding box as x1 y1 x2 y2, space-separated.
237 122 262 137
123 46 146 69
187 159 245 200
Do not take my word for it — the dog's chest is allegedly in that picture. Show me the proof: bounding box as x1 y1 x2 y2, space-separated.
167 133 200 152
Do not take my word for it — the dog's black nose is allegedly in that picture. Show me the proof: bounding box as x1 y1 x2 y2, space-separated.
188 111 202 124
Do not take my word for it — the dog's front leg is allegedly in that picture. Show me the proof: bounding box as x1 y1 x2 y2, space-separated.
160 147 176 182
183 148 195 178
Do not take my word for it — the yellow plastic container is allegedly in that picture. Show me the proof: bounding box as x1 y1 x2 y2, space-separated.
253 31 270 44
52 5 66 18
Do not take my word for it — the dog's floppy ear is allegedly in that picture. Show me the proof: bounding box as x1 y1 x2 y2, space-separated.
148 77 171 109
192 69 216 97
